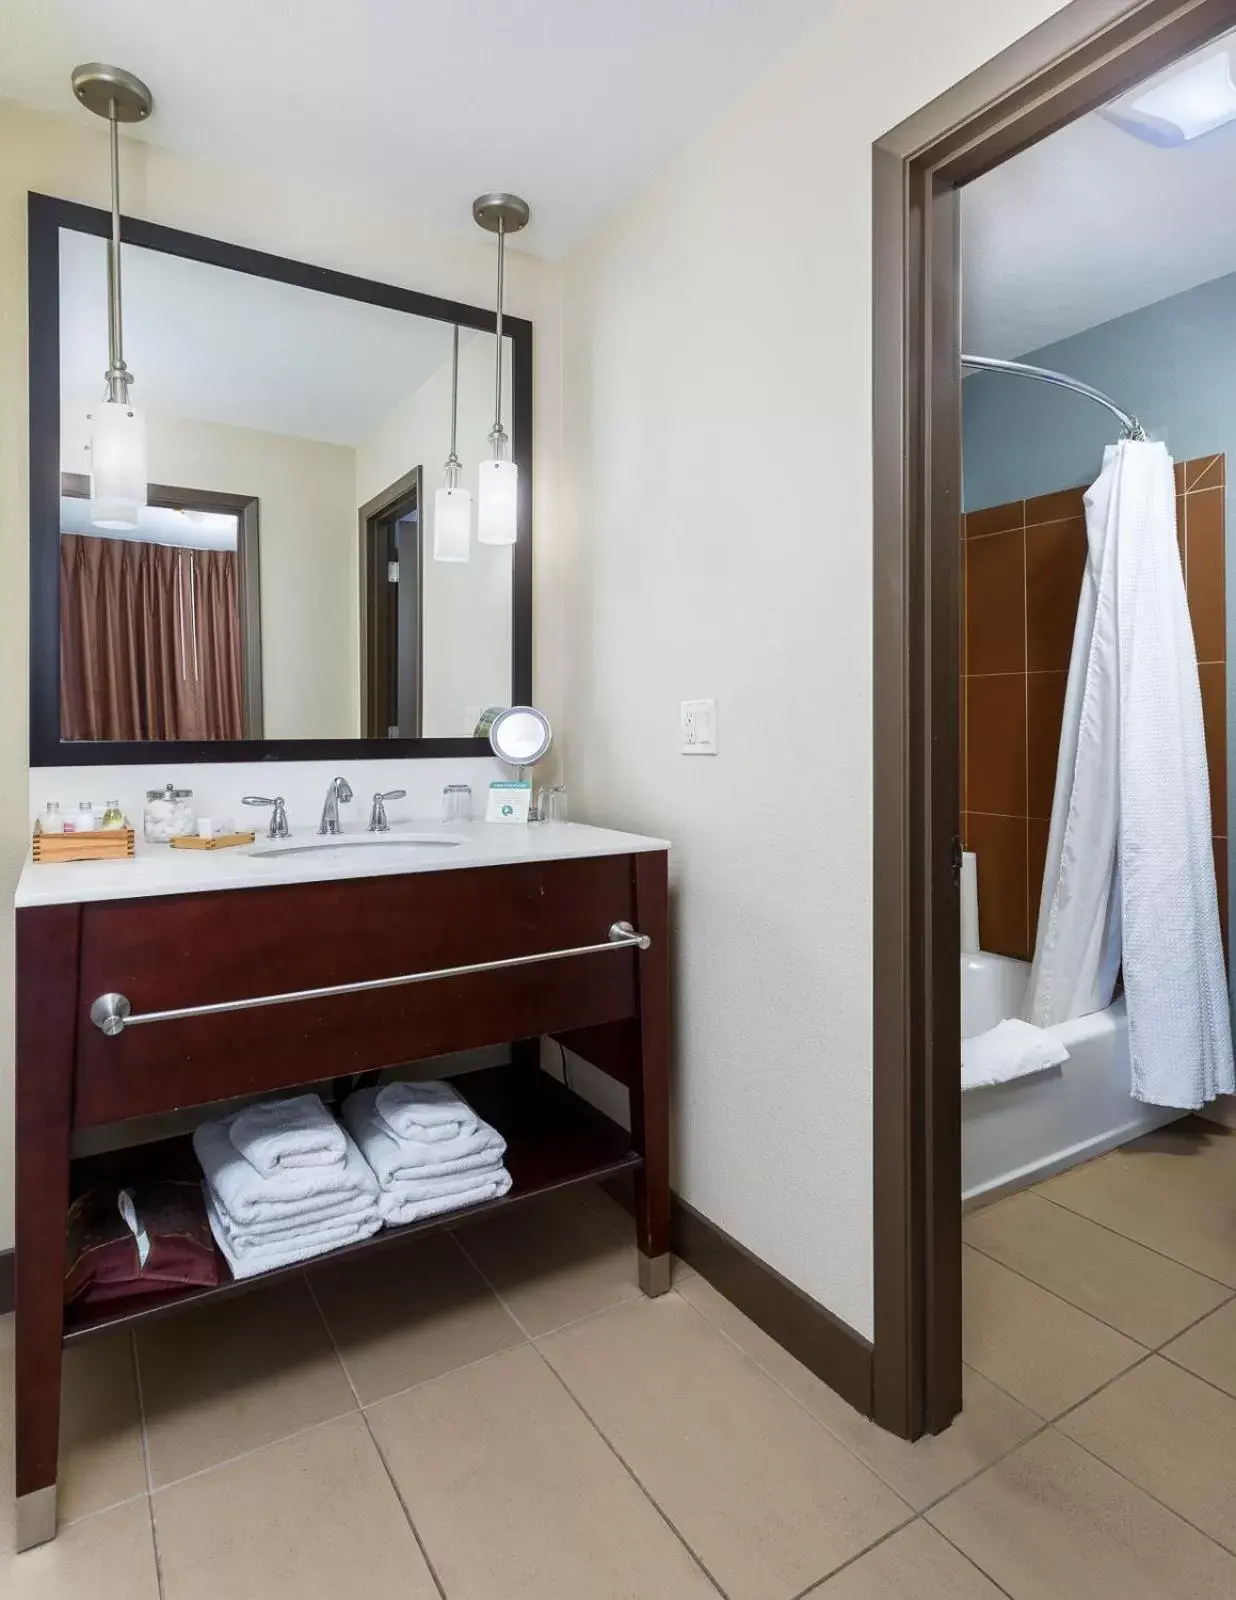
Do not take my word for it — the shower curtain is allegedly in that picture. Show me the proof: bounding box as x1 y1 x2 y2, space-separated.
1024 440 1234 1109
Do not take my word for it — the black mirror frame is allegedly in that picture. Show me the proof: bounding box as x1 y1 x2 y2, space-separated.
27 191 533 766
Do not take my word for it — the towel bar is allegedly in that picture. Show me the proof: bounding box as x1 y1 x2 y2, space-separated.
89 921 651 1036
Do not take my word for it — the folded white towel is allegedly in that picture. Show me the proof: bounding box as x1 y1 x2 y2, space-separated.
194 1113 378 1228
205 1187 380 1280
343 1088 505 1187
374 1080 479 1145
380 1167 512 1227
962 1018 1069 1091
227 1092 347 1176
212 1188 379 1241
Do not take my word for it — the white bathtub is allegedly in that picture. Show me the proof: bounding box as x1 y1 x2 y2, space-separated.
961 951 1179 1204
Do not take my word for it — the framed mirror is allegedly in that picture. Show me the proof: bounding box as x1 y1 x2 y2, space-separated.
28 193 533 765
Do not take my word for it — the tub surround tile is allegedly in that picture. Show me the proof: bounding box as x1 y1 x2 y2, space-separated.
966 501 1024 539
1026 671 1068 819
1024 486 1086 526
1025 519 1087 672
965 531 1026 675
965 675 1027 816
1185 488 1225 662
961 812 1028 960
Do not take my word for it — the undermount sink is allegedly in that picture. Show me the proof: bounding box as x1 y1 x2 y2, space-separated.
246 832 465 859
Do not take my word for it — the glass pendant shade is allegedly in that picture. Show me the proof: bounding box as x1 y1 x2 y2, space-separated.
90 401 147 529
433 484 472 562
477 458 518 545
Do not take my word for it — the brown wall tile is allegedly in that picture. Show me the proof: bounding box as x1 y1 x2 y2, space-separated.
1174 460 1186 494
1024 485 1086 527
1027 672 1068 820
1025 520 1087 672
1028 817 1051 951
1198 662 1227 829
963 812 1029 960
1186 454 1223 491
966 674 1027 817
966 530 1026 675
1185 487 1225 662
966 501 1023 539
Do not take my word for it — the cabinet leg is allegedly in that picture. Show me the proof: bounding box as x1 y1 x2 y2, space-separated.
632 853 671 1296
15 904 80 1550
16 1487 58 1553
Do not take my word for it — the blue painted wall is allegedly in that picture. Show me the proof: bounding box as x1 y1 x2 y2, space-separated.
963 271 1236 992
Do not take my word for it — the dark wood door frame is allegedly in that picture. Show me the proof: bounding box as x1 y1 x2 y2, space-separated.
359 466 425 740
871 0 1236 1439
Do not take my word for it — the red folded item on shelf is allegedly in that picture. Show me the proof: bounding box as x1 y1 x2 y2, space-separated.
65 1180 222 1307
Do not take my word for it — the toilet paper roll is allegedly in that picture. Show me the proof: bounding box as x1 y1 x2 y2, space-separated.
959 850 979 954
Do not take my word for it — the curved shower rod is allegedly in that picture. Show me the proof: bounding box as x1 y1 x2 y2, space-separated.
961 354 1147 442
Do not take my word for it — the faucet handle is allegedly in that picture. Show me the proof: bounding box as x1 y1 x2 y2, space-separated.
242 795 290 839
367 789 406 834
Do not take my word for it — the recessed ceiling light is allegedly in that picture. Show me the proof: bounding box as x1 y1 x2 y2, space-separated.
1100 47 1236 147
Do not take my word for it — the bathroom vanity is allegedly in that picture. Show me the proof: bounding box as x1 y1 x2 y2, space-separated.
12 823 669 1549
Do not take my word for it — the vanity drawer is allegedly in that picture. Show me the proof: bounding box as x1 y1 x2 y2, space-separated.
73 854 646 1127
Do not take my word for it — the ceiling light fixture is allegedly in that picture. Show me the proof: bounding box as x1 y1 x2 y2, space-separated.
473 193 529 545
71 63 153 530
1100 47 1236 146
433 325 471 562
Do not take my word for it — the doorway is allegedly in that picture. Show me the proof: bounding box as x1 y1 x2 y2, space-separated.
870 0 1236 1441
360 466 424 739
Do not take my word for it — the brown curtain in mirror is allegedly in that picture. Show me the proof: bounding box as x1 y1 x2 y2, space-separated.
60 534 244 741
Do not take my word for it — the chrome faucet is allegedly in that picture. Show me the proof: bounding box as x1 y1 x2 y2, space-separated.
317 776 354 835
367 789 406 833
242 795 289 839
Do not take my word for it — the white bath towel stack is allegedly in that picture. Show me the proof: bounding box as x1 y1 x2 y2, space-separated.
194 1093 381 1278
342 1082 512 1225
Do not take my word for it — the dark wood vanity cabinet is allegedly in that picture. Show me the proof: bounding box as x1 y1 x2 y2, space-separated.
13 847 669 1549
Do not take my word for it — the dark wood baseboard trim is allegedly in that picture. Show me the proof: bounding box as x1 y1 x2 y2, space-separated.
603 1175 873 1418
0 1248 12 1316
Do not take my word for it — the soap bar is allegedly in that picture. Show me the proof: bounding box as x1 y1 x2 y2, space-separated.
197 816 236 840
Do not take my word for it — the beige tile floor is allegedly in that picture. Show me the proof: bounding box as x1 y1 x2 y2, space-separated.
3 1120 1236 1598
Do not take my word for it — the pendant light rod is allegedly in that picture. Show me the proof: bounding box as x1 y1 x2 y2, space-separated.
105 104 128 403
71 64 153 406
472 193 529 451
449 324 460 470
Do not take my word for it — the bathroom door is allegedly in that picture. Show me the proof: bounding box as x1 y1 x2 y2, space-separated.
360 467 423 738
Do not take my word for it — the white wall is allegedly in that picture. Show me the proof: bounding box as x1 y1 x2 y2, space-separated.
61 409 359 739
0 97 563 1249
558 0 1071 1338
357 332 514 737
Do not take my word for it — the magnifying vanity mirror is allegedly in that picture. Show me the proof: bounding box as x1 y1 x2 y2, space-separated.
27 194 533 764
487 705 552 770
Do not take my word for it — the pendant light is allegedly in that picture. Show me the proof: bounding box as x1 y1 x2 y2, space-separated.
473 193 529 545
433 325 471 562
72 63 153 530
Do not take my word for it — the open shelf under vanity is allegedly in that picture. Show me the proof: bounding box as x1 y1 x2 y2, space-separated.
64 1061 642 1341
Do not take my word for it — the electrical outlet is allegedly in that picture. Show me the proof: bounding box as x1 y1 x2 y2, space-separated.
681 698 718 755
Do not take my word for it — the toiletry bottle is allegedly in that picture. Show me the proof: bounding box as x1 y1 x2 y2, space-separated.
70 800 99 834
101 800 125 831
38 801 64 834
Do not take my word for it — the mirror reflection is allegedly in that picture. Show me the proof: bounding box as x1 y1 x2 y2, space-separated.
58 230 515 742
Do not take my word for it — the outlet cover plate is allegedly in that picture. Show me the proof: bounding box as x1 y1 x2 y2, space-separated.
681 698 718 755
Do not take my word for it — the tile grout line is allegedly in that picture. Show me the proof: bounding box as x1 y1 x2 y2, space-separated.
777 1514 921 1600
924 1519 1022 1600
1030 1185 1236 1289
669 1284 922 1518
449 1229 733 1599
129 1325 166 1600
301 1271 452 1600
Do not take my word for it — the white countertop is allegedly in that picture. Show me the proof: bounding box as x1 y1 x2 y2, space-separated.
15 821 670 909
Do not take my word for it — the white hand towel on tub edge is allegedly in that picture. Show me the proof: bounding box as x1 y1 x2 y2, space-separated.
962 1018 1069 1091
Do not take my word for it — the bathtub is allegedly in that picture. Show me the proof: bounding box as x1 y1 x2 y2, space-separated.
961 951 1179 1204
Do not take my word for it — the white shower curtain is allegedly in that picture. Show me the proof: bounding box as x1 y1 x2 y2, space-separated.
1024 440 1234 1109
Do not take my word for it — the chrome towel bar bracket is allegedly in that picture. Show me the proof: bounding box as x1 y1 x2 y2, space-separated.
88 921 651 1037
